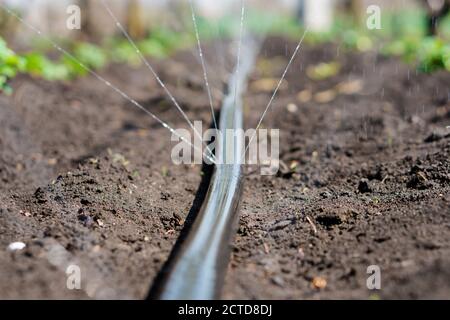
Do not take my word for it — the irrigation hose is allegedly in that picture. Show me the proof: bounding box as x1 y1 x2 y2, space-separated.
154 37 260 300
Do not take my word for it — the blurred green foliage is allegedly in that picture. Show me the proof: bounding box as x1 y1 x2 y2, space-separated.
107 28 192 65
25 52 70 80
0 27 191 94
377 10 450 72
383 36 450 72
302 9 450 73
1 7 449 95
238 8 450 73
306 61 341 80
0 37 25 94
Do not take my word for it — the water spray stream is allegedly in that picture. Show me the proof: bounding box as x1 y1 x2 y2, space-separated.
242 28 309 164
153 35 260 300
0 3 216 165
100 0 216 163
188 0 218 131
233 0 246 114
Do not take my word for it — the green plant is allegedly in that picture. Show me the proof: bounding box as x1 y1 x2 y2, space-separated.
383 36 450 72
138 38 167 59
417 37 450 72
150 27 193 51
2 7 447 96
1 26 192 93
307 62 341 80
24 52 70 80
73 43 107 70
381 36 421 62
0 37 25 94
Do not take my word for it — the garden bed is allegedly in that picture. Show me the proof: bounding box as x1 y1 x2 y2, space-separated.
0 38 449 299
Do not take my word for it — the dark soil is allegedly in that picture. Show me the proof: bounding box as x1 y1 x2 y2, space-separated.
0 50 224 299
224 38 450 299
1 38 449 299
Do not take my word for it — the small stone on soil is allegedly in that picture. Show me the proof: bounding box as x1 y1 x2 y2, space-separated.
424 130 449 143
78 214 93 227
19 210 31 217
320 191 333 199
7 242 26 252
298 248 305 259
312 277 327 289
358 179 371 193
287 103 298 113
316 215 342 228
270 219 293 231
80 198 91 205
297 89 312 103
34 187 47 203
271 276 285 287
314 90 337 104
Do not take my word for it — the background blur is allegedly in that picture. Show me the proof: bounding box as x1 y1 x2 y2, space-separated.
0 0 449 94
0 0 430 40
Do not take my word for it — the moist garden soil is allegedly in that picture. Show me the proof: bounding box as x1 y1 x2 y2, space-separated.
0 37 449 299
